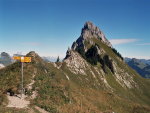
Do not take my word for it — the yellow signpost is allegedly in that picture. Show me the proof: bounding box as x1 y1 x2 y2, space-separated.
13 56 21 60
13 56 31 98
13 56 31 62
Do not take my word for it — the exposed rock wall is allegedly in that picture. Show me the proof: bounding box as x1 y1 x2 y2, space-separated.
72 21 112 52
64 21 138 90
64 50 89 75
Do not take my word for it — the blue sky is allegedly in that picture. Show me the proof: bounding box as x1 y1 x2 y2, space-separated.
0 0 150 59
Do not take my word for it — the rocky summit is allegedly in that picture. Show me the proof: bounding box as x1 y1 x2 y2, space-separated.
0 22 150 113
65 22 137 89
72 21 112 53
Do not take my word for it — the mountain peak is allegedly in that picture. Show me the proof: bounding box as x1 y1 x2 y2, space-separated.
81 21 102 40
71 21 112 52
83 21 99 31
26 51 44 64
26 51 38 57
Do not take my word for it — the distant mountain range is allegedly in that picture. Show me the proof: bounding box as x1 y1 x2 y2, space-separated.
0 52 49 67
0 52 60 66
0 52 12 66
125 57 150 78
42 56 63 62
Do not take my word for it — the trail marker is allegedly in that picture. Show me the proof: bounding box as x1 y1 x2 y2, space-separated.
13 56 31 98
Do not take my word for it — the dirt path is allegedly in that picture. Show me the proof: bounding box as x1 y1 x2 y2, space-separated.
6 68 48 113
27 71 37 99
7 68 37 108
7 94 30 108
34 106 49 113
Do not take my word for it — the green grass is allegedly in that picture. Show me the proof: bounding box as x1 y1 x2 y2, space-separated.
0 47 150 113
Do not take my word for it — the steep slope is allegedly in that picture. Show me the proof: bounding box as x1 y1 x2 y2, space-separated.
72 21 112 51
0 22 150 113
61 22 150 112
64 22 137 89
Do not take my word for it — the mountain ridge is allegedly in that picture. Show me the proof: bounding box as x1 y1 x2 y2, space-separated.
0 22 150 113
125 57 150 78
72 21 112 52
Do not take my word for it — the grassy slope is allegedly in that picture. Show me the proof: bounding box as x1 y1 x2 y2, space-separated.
51 67 150 113
0 45 150 113
0 61 41 113
93 38 150 108
29 36 150 113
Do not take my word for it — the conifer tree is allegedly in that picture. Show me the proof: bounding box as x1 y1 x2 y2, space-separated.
56 56 60 62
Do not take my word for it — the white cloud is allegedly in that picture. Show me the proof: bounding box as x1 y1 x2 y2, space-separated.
136 43 150 46
110 39 138 45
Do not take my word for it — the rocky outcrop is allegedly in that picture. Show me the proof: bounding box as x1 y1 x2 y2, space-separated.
63 49 113 90
72 21 112 52
64 21 139 89
64 49 89 75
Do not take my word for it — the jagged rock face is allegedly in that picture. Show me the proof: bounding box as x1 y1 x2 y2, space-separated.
64 50 138 89
64 48 138 89
63 50 112 90
64 21 139 89
64 50 89 75
112 61 138 89
72 21 112 52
